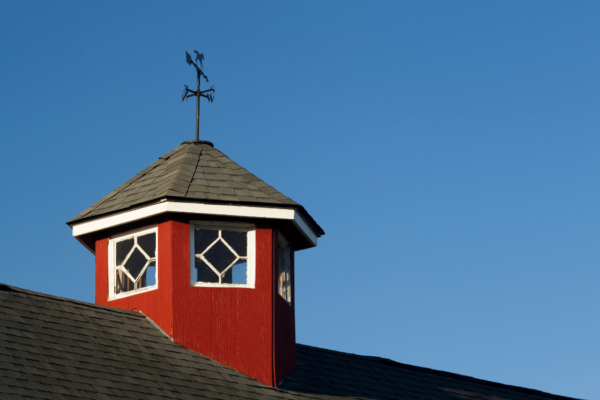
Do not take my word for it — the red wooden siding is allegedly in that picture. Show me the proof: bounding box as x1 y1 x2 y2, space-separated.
94 238 109 306
94 222 174 337
175 227 277 386
169 220 188 346
234 287 250 375
247 228 275 385
93 218 296 387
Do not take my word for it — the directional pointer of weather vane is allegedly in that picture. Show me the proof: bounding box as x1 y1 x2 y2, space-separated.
182 51 215 141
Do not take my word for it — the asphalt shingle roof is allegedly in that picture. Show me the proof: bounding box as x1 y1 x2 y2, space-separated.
68 141 323 236
284 346 578 400
0 283 577 400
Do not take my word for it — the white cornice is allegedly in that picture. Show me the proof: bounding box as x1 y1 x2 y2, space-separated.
71 201 318 247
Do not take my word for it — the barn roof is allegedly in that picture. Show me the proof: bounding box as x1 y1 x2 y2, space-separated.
0 283 576 400
67 141 323 236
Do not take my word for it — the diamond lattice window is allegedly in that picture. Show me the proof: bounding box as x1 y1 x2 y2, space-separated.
277 233 292 304
191 223 255 286
109 227 157 298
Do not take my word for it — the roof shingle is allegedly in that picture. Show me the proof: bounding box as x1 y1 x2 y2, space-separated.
0 283 578 400
68 141 303 226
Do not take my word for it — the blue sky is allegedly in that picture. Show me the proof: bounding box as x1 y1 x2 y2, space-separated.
1 1 599 398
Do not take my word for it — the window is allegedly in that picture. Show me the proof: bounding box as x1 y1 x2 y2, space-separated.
190 222 255 287
108 226 158 299
277 233 292 304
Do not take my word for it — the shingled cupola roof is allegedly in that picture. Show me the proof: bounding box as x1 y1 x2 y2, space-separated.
67 140 323 250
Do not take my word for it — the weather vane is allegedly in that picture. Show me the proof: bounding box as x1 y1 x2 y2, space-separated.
182 50 215 141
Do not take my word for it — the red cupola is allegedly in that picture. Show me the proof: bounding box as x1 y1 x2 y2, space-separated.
67 140 324 387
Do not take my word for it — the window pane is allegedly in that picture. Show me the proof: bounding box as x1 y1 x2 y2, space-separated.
204 240 237 273
194 229 218 254
278 240 291 302
232 260 247 285
221 231 247 257
125 248 148 280
137 233 156 258
116 270 134 294
112 228 158 297
116 239 134 266
141 261 156 287
196 258 219 283
278 246 284 295
221 268 232 284
191 227 252 286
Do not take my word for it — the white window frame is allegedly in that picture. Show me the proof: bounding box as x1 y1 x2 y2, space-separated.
108 226 159 300
189 221 256 288
277 232 292 305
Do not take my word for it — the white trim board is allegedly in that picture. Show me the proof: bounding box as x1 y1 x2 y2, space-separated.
71 201 318 247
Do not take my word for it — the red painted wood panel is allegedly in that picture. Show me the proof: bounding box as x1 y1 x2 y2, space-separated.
95 238 109 304
91 216 294 387
234 286 249 375
172 220 213 356
212 288 226 363
170 220 188 342
248 228 275 386
94 222 174 337
183 286 212 356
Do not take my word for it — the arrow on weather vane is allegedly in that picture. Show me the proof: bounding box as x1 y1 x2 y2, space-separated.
182 51 215 141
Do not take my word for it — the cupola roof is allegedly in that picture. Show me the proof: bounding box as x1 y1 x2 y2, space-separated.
68 140 323 237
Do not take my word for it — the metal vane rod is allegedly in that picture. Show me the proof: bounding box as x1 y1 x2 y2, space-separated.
182 51 215 141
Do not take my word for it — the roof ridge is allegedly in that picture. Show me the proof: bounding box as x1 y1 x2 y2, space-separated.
109 143 192 206
154 144 203 198
183 146 203 198
295 344 577 400
0 282 144 318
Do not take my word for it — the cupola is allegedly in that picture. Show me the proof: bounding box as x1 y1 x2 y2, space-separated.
67 140 324 387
